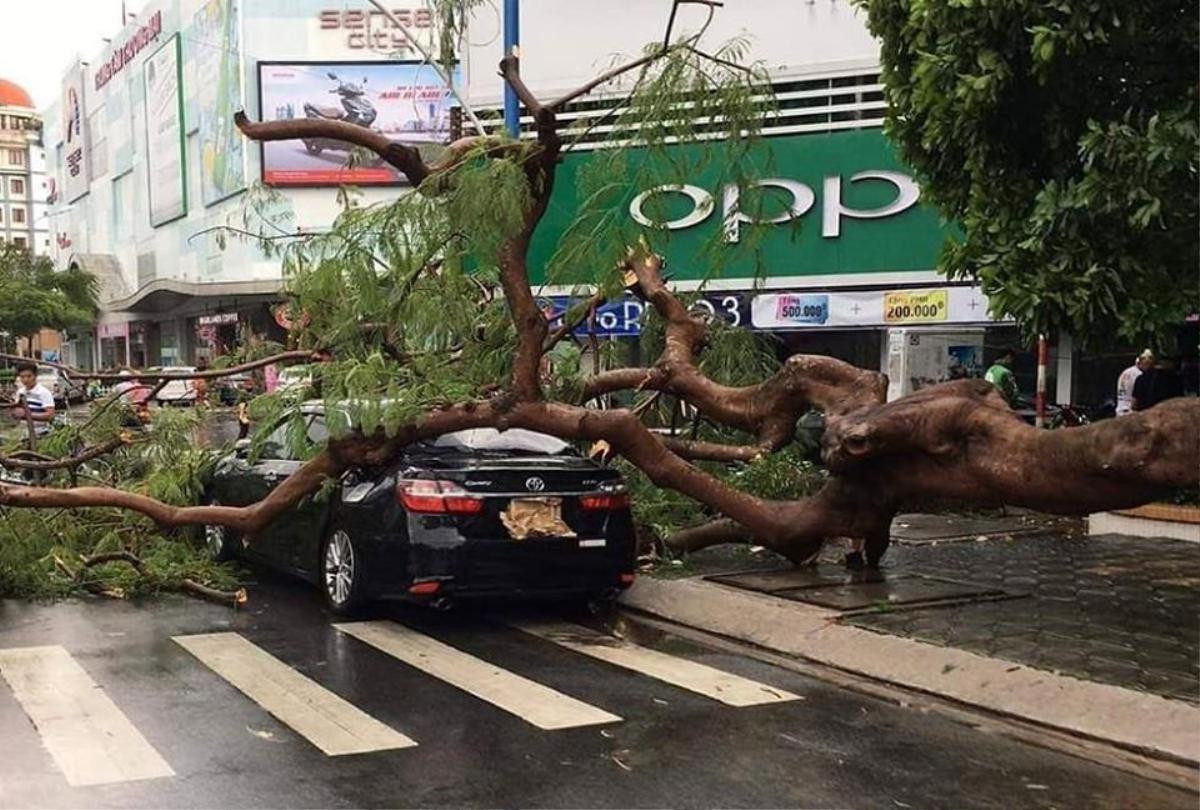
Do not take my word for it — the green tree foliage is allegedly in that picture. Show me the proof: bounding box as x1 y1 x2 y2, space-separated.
856 0 1199 342
0 243 97 349
247 40 777 444
0 408 238 598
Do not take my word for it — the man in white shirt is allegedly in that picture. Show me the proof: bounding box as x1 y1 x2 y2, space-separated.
1116 349 1154 416
11 361 56 436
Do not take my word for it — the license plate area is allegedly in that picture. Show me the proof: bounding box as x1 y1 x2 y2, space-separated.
500 497 577 540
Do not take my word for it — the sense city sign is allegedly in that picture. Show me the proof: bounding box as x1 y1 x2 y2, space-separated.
318 7 436 52
628 170 920 242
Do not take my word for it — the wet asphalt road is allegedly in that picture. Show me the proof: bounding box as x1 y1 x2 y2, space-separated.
0 575 1194 810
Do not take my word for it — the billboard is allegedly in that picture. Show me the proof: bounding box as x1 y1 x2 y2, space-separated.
750 287 996 330
190 0 246 205
257 61 460 186
61 63 90 203
528 129 951 287
144 34 187 226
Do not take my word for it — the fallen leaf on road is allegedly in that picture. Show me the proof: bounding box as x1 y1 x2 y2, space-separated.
600 729 614 738
941 663 957 674
1025 784 1049 791
610 750 632 772
652 697 669 705
246 726 282 742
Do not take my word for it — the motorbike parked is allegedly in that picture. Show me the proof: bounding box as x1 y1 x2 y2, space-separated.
302 72 380 157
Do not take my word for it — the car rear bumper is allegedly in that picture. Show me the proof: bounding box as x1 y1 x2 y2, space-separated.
358 532 637 602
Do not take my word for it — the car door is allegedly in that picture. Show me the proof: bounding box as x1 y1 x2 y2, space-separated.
276 414 336 578
218 419 296 571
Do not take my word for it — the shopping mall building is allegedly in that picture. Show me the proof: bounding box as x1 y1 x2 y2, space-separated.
42 0 1067 400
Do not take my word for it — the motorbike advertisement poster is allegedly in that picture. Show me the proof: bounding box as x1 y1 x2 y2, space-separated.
257 61 462 186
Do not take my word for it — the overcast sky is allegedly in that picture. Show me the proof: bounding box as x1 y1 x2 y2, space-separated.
1 0 148 112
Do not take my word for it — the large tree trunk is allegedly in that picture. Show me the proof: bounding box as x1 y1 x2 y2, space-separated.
2 46 1196 578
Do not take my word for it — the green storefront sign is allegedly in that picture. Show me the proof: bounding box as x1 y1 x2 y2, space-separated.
528 128 950 287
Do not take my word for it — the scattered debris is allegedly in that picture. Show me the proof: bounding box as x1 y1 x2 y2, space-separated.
246 726 282 742
941 663 958 674
609 750 633 772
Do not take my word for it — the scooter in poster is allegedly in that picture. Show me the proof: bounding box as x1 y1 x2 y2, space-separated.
301 73 380 157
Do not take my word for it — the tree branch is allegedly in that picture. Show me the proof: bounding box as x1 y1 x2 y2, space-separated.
0 434 131 472
543 291 607 352
0 350 322 383
659 436 767 463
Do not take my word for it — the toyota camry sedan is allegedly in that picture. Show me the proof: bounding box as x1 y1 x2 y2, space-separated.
203 405 637 614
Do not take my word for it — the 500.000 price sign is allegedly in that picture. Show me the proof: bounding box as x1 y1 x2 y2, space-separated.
883 290 948 324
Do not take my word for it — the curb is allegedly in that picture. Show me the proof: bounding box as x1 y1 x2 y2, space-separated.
620 576 1200 765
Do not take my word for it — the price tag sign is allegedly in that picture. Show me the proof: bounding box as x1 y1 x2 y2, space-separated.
773 294 830 325
884 289 949 324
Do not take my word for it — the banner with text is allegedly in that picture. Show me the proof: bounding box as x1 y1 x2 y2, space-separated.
751 287 996 330
539 293 746 338
60 63 90 203
144 35 187 226
190 0 247 205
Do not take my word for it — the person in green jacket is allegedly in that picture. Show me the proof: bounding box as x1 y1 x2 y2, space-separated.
985 348 1020 407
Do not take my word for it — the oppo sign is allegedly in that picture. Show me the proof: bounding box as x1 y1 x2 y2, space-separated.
628 171 920 242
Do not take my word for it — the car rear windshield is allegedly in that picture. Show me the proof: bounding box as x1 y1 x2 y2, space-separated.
424 428 574 455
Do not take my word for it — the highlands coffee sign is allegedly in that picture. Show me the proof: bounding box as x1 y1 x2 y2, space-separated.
94 11 163 90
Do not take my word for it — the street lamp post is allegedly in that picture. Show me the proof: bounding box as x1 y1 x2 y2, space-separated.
503 0 520 137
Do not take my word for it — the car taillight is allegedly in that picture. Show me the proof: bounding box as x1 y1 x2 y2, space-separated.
397 479 484 514
579 491 630 510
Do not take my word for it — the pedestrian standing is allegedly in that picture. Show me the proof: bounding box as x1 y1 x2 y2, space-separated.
984 348 1020 407
1133 356 1185 411
264 362 279 394
11 361 56 437
236 376 256 439
193 359 209 408
1116 349 1154 415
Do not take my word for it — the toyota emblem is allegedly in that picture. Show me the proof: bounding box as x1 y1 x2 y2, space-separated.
525 476 546 492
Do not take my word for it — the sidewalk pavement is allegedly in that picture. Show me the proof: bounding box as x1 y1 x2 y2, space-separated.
621 512 1200 764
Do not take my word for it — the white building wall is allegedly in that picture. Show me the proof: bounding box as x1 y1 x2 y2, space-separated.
42 0 879 312
463 0 878 105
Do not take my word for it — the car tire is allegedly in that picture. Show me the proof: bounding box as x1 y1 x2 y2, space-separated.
202 498 239 562
320 525 367 616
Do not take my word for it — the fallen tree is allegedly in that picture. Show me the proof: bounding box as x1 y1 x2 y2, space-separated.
1 8 1196 590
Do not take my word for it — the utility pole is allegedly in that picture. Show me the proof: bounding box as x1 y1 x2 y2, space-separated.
503 0 520 137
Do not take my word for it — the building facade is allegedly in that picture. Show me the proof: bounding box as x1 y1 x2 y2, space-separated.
42 0 1022 396
0 79 50 255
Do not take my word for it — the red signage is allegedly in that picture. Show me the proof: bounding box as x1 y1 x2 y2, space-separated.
94 11 163 91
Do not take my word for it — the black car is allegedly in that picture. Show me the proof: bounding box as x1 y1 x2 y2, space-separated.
204 405 637 614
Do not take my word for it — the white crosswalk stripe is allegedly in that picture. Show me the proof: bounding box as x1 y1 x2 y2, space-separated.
173 632 416 756
511 620 801 706
335 621 621 730
0 645 175 786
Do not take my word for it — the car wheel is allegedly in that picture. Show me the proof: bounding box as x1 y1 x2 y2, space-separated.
321 526 366 616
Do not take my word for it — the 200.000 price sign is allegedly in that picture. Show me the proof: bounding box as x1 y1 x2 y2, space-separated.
883 290 949 324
